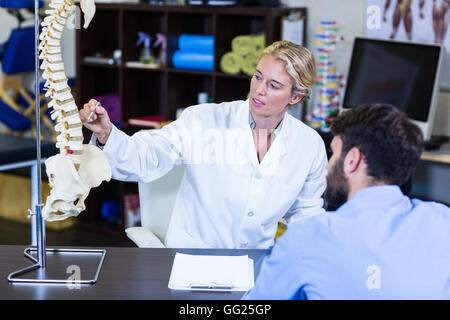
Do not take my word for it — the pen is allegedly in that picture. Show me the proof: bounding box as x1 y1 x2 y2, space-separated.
189 283 234 291
87 101 101 121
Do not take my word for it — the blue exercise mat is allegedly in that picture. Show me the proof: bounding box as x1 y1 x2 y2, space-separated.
172 51 214 71
178 34 214 54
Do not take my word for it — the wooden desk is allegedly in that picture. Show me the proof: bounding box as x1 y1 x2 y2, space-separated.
421 143 450 164
0 245 265 300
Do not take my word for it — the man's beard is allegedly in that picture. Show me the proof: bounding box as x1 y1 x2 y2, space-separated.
324 156 350 211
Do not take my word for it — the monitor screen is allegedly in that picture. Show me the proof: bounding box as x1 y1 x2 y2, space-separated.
343 38 442 123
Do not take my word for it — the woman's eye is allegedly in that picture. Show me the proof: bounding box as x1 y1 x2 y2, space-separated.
270 83 279 90
254 74 261 80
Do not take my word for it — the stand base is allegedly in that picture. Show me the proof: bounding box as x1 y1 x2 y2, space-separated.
7 247 106 284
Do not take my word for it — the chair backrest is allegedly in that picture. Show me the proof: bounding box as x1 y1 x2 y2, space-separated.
2 26 35 75
0 0 43 9
138 164 186 243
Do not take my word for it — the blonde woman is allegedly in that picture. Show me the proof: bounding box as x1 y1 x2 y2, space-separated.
80 41 327 249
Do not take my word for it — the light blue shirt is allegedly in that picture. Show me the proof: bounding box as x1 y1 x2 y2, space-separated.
243 185 450 299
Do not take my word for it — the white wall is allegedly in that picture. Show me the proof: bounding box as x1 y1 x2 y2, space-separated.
283 0 365 79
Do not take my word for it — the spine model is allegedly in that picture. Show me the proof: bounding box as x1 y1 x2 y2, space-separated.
40 0 111 222
40 0 82 163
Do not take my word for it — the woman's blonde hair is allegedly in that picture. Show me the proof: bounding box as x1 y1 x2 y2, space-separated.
260 40 316 100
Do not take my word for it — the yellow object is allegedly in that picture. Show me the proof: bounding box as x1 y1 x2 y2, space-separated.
275 222 286 241
241 52 259 76
251 34 265 55
232 35 253 56
309 121 322 128
320 96 330 102
326 82 338 88
220 52 243 75
223 33 265 76
0 173 75 230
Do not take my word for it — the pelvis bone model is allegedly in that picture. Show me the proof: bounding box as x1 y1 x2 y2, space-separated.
40 0 111 221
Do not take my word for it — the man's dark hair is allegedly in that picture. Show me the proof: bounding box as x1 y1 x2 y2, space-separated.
330 104 424 186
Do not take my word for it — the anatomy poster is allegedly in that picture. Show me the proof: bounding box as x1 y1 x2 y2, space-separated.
366 0 450 89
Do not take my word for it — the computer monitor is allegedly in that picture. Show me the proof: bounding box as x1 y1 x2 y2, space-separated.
342 37 443 141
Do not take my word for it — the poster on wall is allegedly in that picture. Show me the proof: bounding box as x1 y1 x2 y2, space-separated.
366 0 450 90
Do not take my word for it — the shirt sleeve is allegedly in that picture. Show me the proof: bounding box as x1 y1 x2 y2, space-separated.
242 225 306 300
284 135 328 223
89 111 192 183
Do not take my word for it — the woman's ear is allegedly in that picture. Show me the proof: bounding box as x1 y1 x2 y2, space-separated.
289 93 305 105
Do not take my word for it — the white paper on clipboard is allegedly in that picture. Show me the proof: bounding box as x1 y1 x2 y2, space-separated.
282 12 304 46
168 253 254 292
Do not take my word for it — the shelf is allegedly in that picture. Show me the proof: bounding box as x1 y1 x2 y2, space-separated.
122 69 165 120
166 67 213 77
121 66 253 79
80 61 120 69
214 72 251 80
76 4 307 231
124 62 164 72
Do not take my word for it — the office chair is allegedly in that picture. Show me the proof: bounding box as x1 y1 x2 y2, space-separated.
126 162 186 248
126 158 289 247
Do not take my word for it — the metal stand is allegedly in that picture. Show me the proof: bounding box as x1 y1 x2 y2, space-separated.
7 0 106 285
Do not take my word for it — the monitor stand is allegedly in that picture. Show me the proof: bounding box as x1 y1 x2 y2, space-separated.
424 135 450 150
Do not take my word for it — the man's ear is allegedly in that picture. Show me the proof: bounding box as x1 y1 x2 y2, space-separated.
343 147 363 175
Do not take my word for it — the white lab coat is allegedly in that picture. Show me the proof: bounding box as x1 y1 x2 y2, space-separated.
92 100 328 249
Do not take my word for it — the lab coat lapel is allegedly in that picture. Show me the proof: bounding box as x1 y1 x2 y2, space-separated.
259 114 289 175
235 100 260 166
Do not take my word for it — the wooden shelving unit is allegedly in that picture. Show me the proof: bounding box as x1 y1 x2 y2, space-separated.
75 3 307 231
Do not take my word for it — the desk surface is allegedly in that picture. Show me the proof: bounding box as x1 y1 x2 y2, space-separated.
421 142 450 164
0 245 264 300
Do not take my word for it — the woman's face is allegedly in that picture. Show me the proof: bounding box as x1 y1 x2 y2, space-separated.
249 55 302 119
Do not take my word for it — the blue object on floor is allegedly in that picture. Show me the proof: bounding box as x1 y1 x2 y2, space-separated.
101 201 121 222
0 99 31 131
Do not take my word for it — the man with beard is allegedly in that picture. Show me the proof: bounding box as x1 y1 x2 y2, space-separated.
243 104 450 299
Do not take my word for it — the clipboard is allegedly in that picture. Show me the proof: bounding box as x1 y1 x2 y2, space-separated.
168 253 255 292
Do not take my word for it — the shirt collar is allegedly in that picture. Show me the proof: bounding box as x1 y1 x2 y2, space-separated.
337 185 411 213
248 111 286 139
